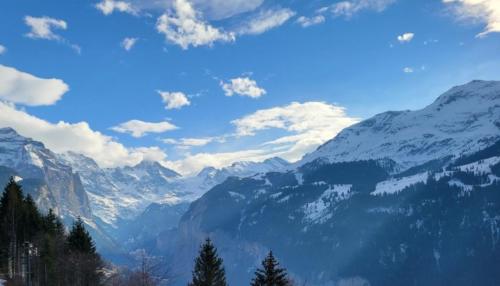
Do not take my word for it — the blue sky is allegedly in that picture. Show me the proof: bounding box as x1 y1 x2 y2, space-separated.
0 0 499 174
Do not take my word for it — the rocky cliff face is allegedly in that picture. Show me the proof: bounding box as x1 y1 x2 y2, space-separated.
0 128 91 219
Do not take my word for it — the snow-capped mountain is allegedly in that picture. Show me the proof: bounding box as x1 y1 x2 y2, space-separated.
169 80 500 286
301 80 500 170
59 152 184 227
0 127 92 220
58 150 290 231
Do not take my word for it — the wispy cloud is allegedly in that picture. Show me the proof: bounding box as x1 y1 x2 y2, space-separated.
121 37 138 51
296 15 326 27
330 0 396 18
111 119 178 137
443 0 500 37
0 45 6 55
238 8 296 35
403 67 414 73
24 16 81 53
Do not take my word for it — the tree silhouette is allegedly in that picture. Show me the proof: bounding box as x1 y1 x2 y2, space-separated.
188 238 227 286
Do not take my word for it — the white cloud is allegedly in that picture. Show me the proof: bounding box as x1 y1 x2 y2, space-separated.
232 101 359 161
0 45 6 55
0 102 164 168
163 148 275 175
95 0 138 15
221 77 266 98
0 64 69 106
189 0 264 20
160 101 359 175
403 67 414 73
238 8 296 35
121 37 138 51
162 137 217 149
156 0 235 49
397 32 414 43
131 146 167 161
24 16 67 40
24 16 81 53
158 90 191 109
111 119 178 137
443 0 500 37
296 15 326 27
330 0 396 18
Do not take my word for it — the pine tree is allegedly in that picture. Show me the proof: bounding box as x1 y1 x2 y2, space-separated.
66 217 103 286
67 218 96 254
188 238 227 286
0 177 25 277
251 251 291 286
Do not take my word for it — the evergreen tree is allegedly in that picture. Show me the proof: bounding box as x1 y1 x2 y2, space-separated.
67 218 96 254
0 177 25 276
66 217 103 286
188 238 227 286
251 251 291 286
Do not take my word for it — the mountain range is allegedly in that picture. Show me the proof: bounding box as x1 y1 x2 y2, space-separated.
0 80 499 285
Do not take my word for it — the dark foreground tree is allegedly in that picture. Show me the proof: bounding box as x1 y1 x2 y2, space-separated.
251 251 291 286
0 178 104 286
66 218 104 286
188 238 227 286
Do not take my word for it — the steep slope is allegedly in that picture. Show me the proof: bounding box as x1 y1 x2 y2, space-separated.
61 152 185 227
301 80 500 170
0 128 91 219
171 80 500 286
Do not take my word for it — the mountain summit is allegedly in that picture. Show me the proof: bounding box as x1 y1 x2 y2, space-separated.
301 80 500 170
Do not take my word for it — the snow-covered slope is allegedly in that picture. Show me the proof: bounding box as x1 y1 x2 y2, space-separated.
0 128 92 219
59 150 290 229
301 80 500 170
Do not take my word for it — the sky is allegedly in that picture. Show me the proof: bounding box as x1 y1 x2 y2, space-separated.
0 0 499 175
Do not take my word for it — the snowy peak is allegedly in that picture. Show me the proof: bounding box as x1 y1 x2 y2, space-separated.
301 80 500 170
431 80 500 109
132 160 181 179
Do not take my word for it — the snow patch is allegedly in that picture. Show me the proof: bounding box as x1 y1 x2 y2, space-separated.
372 172 428 195
303 184 352 224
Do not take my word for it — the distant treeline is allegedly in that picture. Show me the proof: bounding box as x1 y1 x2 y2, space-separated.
0 178 103 286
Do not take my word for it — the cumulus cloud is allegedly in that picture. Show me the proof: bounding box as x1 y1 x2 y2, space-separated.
0 64 69 106
221 77 266 98
111 119 178 137
443 0 500 37
0 45 6 55
158 90 191 109
397 32 414 43
296 15 326 27
0 102 164 168
95 0 138 15
330 0 396 18
121 37 138 51
156 0 235 49
237 8 296 35
24 16 67 40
